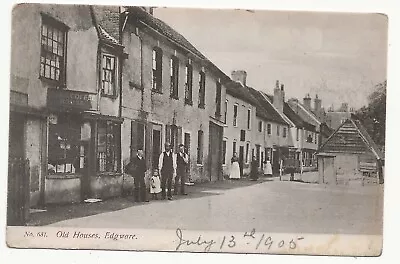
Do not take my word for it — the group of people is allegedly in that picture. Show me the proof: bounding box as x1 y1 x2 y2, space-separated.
229 152 273 180
125 142 189 202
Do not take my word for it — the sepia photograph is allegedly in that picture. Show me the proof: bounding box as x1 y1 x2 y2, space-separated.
5 1 389 257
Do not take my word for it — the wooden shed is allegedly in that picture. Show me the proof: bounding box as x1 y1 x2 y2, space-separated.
316 117 384 186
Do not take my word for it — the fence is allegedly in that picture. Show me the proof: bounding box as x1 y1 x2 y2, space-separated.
7 158 30 226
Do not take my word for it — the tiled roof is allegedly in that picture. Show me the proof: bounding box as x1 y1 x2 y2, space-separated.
91 6 122 46
247 89 288 125
317 117 384 160
225 81 258 106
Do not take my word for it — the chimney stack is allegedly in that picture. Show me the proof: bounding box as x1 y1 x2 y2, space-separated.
314 94 322 113
303 94 311 110
231 70 247 86
273 80 284 113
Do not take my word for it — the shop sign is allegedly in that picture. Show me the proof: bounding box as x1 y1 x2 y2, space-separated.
47 89 96 111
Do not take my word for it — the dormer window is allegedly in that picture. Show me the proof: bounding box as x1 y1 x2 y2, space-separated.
101 54 116 96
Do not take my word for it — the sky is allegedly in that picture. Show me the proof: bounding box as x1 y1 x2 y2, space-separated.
154 8 388 110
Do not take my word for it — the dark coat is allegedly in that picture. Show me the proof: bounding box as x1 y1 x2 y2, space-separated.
126 155 147 178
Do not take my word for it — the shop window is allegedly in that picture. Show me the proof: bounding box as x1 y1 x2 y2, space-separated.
40 15 68 85
48 114 81 174
101 54 116 96
97 121 121 173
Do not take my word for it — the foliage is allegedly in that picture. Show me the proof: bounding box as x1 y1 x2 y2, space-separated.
355 81 386 149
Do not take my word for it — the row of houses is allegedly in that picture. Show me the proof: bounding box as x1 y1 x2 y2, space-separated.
9 4 346 210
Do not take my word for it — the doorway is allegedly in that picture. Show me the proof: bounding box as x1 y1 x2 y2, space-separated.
238 146 244 177
208 122 223 181
79 141 90 200
152 124 162 169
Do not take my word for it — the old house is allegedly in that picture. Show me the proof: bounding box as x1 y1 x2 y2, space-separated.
9 4 124 212
120 7 228 183
316 116 384 185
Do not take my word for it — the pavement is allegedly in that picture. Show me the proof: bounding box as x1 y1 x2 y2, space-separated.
37 173 383 235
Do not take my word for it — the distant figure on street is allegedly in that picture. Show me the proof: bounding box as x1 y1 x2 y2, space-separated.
250 155 259 181
158 142 177 200
175 144 189 195
229 152 241 180
264 157 273 177
126 148 149 202
150 169 161 200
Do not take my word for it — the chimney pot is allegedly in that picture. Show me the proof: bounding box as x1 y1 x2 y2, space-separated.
275 80 280 90
231 70 247 86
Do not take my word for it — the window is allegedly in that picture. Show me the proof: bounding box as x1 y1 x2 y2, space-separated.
283 127 287 138
48 114 81 174
277 125 280 136
315 134 319 145
170 56 179 99
258 121 263 132
233 104 238 127
240 130 246 141
306 132 313 143
296 128 299 141
224 100 228 123
152 48 163 92
166 125 180 152
245 143 250 163
233 141 237 155
101 54 116 96
215 81 222 117
40 15 67 84
197 130 204 164
97 121 121 173
247 109 251 129
315 133 318 144
184 63 193 105
198 71 206 108
222 140 227 165
267 123 271 135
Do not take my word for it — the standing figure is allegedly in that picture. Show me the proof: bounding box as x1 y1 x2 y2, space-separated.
150 169 162 200
175 144 189 195
126 148 149 202
264 157 273 177
158 142 177 200
229 152 241 180
250 155 259 181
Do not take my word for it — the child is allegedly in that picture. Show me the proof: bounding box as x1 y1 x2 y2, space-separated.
150 169 162 200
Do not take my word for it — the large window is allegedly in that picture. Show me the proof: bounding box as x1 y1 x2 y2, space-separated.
170 56 179 99
152 48 163 92
197 130 204 164
185 63 193 105
101 54 116 96
48 115 81 174
40 15 67 84
198 71 206 108
247 109 251 129
97 121 121 173
233 104 238 127
215 81 222 117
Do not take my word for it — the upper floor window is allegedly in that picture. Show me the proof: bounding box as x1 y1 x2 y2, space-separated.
197 130 204 164
170 56 179 99
277 125 280 136
224 100 228 123
198 71 206 108
247 109 251 130
267 123 271 135
40 15 68 85
296 128 299 141
314 133 318 144
258 121 263 132
101 54 116 96
233 104 238 127
152 48 163 92
215 81 222 117
283 127 287 138
185 62 193 105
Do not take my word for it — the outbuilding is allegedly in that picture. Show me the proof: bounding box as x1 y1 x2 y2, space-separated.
316 116 384 186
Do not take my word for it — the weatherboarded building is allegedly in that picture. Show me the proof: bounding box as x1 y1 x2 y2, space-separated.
316 116 384 185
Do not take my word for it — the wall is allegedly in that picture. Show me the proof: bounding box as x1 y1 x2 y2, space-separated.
45 177 81 204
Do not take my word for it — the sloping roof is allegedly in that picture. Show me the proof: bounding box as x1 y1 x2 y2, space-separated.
91 6 122 46
320 123 334 138
287 99 321 126
247 88 289 125
317 117 384 160
225 81 258 106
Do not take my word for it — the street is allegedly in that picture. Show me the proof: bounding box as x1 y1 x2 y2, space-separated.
49 180 383 235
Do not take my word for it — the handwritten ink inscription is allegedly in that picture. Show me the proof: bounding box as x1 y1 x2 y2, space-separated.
175 228 304 252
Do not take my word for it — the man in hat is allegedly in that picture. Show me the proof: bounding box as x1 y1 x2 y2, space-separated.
175 144 189 195
158 142 177 200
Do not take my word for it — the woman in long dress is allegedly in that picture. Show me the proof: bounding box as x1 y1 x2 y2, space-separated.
229 152 241 180
264 157 273 177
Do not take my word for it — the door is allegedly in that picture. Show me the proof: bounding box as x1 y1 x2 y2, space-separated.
80 141 90 200
184 133 191 176
209 122 223 181
152 125 162 169
239 146 244 177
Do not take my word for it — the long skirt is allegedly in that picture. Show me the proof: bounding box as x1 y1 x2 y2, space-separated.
229 162 241 179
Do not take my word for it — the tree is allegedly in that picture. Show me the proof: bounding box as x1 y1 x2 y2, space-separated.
355 81 386 149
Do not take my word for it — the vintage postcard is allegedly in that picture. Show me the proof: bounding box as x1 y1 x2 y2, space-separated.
5 2 387 257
